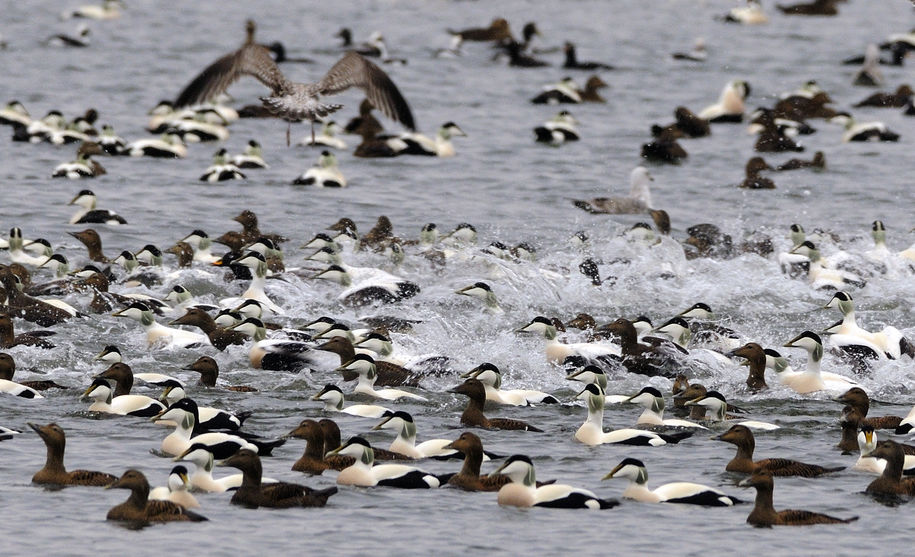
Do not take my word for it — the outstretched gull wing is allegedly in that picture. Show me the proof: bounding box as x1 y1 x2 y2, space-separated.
175 44 291 107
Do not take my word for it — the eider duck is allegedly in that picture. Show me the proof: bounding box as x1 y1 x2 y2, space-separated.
493 455 618 509
776 151 825 171
300 120 346 149
314 264 419 306
172 20 415 144
723 0 769 25
337 354 427 401
603 317 685 377
640 130 687 163
573 166 653 214
831 112 899 142
782 331 860 394
739 157 775 189
603 458 739 506
671 38 707 62
173 444 248 492
373 411 464 459
106 469 207 524
113 302 209 349
789 241 866 289
92 362 167 415
533 110 580 145
652 106 711 139
460 362 558 406
854 425 915 475
317 336 420 387
0 314 54 350
699 80 750 122
169 307 247 350
286 419 333 474
575 384 692 446
397 121 466 157
149 466 200 509
626 386 707 429
46 24 90 48
777 0 839 15
518 315 621 366
312 384 391 418
450 379 542 432
455 282 503 313
158 383 247 432
444 432 510 491
63 0 122 20
562 42 613 70
0 352 66 392
68 228 108 262
739 469 857 526
52 142 106 179
123 133 188 158
292 150 346 187
224 449 337 508
530 77 582 105
183 356 257 392
200 149 245 182
715 424 844 477
0 100 31 127
28 422 117 486
447 18 512 43
685 391 780 430
824 291 912 360
68 189 126 225
854 85 913 108
864 440 915 497
835 387 902 430
97 124 126 154
328 437 445 488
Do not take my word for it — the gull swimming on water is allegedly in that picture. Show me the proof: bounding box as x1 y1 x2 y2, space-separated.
172 20 416 144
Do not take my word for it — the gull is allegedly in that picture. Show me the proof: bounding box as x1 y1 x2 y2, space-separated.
173 20 416 144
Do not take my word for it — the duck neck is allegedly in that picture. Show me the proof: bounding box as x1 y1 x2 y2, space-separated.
240 461 263 488
304 433 325 460
733 438 754 462
459 445 483 478
127 484 149 509
586 396 605 428
638 408 663 425
44 439 67 474
748 483 777 524
881 449 904 481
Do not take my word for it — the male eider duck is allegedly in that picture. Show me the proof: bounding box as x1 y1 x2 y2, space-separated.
455 282 503 313
518 315 621 366
831 112 899 142
113 302 209 349
45 24 91 48
854 425 915 475
699 80 750 122
493 455 618 509
789 241 866 289
373 411 466 460
173 444 248 492
451 379 542 432
68 189 126 224
232 140 268 169
170 307 247 351
686 391 779 430
782 331 860 394
530 76 582 104
149 466 200 509
715 424 844 476
337 354 427 401
172 20 415 144
739 469 857 526
314 264 419 306
824 291 912 360
93 362 169 414
200 149 245 182
626 386 707 429
672 38 707 62
573 166 653 214
29 422 118 486
328 437 445 488
224 449 337 508
460 362 559 406
575 384 692 446
0 353 66 392
62 0 123 20
312 384 391 418
124 133 188 158
293 150 346 187
52 141 106 179
603 457 739 506
723 0 769 25
106 469 207 524
562 42 613 70
300 120 347 149
397 121 466 157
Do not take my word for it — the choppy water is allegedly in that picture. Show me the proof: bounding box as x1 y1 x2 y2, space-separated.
2 0 915 555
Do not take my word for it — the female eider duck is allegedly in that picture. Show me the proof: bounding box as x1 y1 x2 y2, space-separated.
169 307 247 351
686 390 779 430
293 150 346 187
864 440 915 497
776 151 825 171
224 449 337 508
52 142 106 179
835 387 903 430
562 42 613 70
149 466 200 509
715 424 844 477
603 458 739 506
739 469 857 526
575 384 692 446
312 384 391 418
0 314 54 349
699 80 750 122
232 140 268 169
461 362 558 406
739 157 775 189
68 189 126 224
0 353 66 393
493 455 617 509
63 0 123 20
451 379 542 432
171 20 414 144
107 469 207 524
28 422 117 486
200 148 245 182
573 166 653 214
444 432 510 491
328 437 445 488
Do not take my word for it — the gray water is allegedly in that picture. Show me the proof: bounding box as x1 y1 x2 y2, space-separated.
1 0 915 555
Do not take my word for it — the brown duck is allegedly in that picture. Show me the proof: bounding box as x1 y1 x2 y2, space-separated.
835 387 901 430
865 440 915 497
106 469 207 523
170 308 247 350
183 356 256 392
0 352 66 390
603 317 685 377
223 449 337 508
319 419 355 470
739 157 775 189
739 469 857 526
29 422 117 486
68 229 108 263
233 210 287 245
450 379 542 432
728 342 768 391
317 336 420 387
444 432 510 491
0 266 75 326
0 314 54 349
715 424 843 477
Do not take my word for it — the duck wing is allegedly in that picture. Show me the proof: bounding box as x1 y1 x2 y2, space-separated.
175 45 291 107
757 458 843 477
777 509 857 525
315 52 415 130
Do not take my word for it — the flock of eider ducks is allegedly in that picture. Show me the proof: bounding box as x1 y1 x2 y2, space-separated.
2 0 915 536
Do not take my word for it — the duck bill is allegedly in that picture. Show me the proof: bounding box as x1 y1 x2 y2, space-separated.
372 415 393 431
